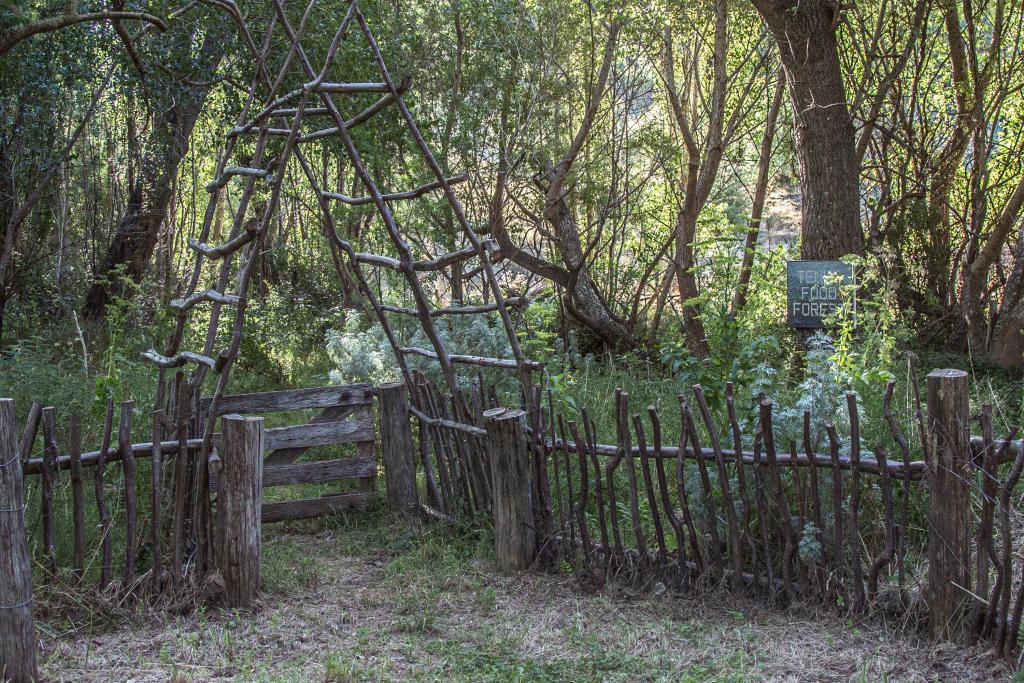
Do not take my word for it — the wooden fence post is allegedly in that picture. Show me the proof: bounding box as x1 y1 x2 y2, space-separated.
926 369 971 642
0 399 38 681
377 382 417 511
484 407 536 571
217 414 263 608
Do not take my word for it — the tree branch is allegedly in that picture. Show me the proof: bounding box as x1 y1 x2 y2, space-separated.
0 9 167 57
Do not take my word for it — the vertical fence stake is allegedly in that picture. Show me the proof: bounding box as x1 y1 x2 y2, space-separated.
0 399 38 681
119 401 137 589
40 406 58 575
926 368 971 642
484 407 536 571
377 382 418 511
217 414 263 608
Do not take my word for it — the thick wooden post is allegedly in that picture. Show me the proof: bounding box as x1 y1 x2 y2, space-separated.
217 414 263 608
926 369 971 642
377 382 417 510
0 399 38 681
484 407 536 571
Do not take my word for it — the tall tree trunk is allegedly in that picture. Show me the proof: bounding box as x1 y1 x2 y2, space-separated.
82 33 222 320
751 0 863 259
964 174 1024 366
988 226 1024 367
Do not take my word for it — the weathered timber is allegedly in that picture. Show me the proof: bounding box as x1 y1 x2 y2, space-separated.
187 227 258 260
883 379 912 600
256 418 374 451
170 377 188 580
726 384 754 577
322 173 468 205
216 415 263 608
314 81 390 93
205 166 273 192
211 457 376 491
847 393 866 612
261 491 374 523
96 398 114 589
408 405 486 437
150 410 164 586
142 349 217 370
695 385 743 591
264 404 362 466
401 346 543 371
40 407 57 574
649 406 686 571
377 382 417 510
201 384 373 415
17 401 41 465
169 288 240 312
582 410 611 567
972 405 998 636
826 423 847 598
533 435 927 479
682 395 722 576
617 392 649 573
867 445 896 602
926 369 971 642
0 399 38 682
633 414 667 566
69 416 85 579
119 401 137 588
761 399 795 601
382 296 527 318
485 407 536 571
566 421 594 562
23 436 204 474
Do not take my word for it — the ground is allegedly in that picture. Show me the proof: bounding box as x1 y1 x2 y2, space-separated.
41 512 1012 682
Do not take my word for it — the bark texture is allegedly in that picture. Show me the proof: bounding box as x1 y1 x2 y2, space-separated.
750 0 863 259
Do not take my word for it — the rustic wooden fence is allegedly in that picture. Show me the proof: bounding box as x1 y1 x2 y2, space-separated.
403 367 1024 661
0 382 382 680
4 368 1024 680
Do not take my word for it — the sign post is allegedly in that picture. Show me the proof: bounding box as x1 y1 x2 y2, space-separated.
786 260 853 329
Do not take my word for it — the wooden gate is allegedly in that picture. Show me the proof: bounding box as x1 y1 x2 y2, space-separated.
205 383 378 523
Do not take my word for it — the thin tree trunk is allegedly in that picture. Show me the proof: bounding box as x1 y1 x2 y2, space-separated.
731 74 784 316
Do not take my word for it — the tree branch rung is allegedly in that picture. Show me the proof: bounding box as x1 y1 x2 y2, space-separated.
382 296 529 318
205 167 273 192
170 289 240 312
142 349 218 370
321 173 468 206
400 346 542 370
188 229 259 260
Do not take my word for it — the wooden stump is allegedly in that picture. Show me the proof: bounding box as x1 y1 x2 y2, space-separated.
378 382 417 511
216 414 263 608
926 369 971 642
484 407 535 571
0 399 38 681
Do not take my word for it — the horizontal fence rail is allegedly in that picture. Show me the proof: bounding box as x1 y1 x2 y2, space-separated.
4 383 379 610
404 369 1024 660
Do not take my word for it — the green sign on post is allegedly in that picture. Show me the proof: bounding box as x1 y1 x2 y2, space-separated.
786 260 853 328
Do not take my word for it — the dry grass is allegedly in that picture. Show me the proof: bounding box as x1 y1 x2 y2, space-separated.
39 512 1012 682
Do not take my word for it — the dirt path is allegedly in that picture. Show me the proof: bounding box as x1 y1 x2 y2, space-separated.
41 518 1010 682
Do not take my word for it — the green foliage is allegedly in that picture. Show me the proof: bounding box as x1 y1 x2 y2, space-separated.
325 307 515 389
92 264 142 414
326 311 399 385
798 522 823 563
